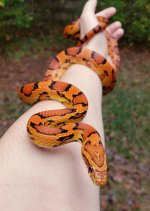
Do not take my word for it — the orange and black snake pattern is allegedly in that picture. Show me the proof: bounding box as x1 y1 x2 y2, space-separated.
18 16 120 186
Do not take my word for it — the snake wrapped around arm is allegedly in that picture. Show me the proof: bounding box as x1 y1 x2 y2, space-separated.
18 16 120 186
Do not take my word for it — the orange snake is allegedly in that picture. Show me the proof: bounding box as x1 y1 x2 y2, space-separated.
18 16 120 186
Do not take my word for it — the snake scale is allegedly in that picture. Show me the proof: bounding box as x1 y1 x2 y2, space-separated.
18 16 120 186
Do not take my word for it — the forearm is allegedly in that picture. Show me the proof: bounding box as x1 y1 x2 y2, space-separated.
62 64 105 144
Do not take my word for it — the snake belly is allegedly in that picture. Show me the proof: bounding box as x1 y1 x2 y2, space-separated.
18 16 120 186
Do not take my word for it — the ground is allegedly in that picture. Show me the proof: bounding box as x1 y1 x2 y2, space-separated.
0 36 149 211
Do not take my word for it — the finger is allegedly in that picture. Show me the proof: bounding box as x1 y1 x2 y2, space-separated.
96 7 116 19
112 28 124 41
81 0 97 15
105 21 122 34
80 0 99 37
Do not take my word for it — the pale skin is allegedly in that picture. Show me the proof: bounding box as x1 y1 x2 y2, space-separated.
0 0 124 210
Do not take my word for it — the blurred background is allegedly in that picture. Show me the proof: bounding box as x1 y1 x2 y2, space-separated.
0 0 149 210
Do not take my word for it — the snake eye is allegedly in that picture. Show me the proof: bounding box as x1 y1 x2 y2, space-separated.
88 166 93 173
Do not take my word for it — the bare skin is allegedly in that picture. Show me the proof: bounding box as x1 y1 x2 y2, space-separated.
0 0 124 210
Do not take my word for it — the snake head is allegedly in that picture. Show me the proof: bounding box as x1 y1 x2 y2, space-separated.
87 165 107 186
81 138 108 186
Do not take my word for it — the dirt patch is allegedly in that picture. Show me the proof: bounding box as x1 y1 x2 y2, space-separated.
0 56 50 95
1 46 149 95
0 46 149 89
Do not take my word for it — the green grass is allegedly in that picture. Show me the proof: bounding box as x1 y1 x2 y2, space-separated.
0 91 29 134
103 55 150 159
101 50 150 210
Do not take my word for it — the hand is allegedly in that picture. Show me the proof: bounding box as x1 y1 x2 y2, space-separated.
80 0 124 61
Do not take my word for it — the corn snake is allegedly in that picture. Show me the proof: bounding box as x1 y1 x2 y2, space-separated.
18 16 120 186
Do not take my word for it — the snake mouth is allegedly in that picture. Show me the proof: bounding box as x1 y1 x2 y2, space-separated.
90 170 108 186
